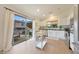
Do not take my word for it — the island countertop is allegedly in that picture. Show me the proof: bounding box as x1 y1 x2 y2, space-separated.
40 28 65 31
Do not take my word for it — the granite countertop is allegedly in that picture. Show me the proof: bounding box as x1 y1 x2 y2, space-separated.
40 28 65 31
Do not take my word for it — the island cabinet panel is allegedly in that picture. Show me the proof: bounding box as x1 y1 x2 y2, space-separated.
48 30 66 40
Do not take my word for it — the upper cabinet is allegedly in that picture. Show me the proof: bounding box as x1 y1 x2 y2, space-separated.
59 13 74 26
58 17 70 25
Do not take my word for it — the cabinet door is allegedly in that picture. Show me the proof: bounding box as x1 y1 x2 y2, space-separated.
56 31 60 39
56 31 65 39
52 30 56 38
59 31 65 39
48 30 52 38
70 33 74 51
48 30 56 39
70 33 74 42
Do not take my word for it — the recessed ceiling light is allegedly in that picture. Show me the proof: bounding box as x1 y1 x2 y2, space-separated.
37 9 40 12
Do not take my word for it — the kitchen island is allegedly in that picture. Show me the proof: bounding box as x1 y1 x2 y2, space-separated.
48 29 66 40
40 28 67 40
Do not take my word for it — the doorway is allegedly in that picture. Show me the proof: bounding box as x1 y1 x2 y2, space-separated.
12 15 32 45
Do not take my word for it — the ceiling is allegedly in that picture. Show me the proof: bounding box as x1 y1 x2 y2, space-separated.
5 4 74 20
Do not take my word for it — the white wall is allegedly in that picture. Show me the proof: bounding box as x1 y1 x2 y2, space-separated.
32 20 36 40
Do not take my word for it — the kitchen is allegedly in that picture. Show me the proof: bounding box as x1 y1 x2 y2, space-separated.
35 11 74 51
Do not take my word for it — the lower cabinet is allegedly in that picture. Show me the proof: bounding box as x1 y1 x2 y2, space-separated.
48 30 66 40
70 33 74 51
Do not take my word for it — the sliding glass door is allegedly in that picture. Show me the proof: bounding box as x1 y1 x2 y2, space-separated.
12 15 32 45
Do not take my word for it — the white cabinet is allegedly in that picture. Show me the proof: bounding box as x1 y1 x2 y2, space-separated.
48 30 56 39
48 30 65 40
57 31 65 39
70 33 74 51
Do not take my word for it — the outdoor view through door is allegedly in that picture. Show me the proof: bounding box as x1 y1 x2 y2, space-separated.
12 15 32 45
